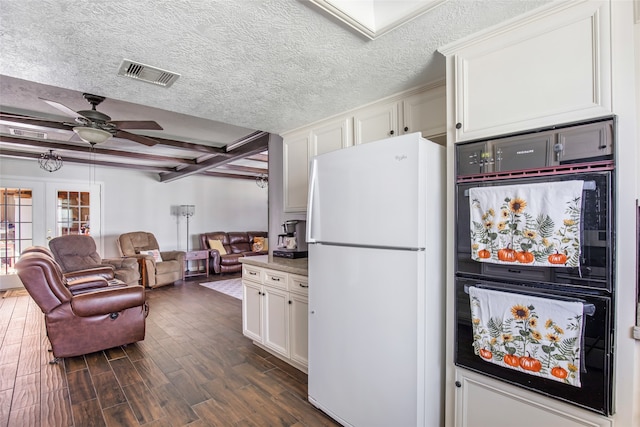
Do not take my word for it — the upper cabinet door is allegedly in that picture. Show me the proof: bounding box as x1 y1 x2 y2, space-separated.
443 1 611 142
283 132 310 213
402 85 446 138
310 117 352 158
353 101 399 145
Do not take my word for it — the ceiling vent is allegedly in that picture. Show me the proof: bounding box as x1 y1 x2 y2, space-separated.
10 128 47 139
117 59 180 88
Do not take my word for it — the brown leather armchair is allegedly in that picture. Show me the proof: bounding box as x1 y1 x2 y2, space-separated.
15 252 148 360
49 235 140 286
117 231 185 288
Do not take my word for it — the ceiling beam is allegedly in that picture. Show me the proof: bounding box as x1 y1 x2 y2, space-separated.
159 132 270 183
0 134 196 164
218 164 268 174
0 148 175 172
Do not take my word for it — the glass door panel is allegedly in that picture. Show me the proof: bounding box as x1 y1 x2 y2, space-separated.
0 188 33 276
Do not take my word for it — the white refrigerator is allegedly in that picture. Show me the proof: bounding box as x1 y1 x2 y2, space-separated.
306 133 445 427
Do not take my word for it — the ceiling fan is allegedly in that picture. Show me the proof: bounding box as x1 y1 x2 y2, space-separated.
33 93 163 146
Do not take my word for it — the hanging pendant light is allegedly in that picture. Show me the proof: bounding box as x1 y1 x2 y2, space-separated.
38 150 63 172
256 174 268 188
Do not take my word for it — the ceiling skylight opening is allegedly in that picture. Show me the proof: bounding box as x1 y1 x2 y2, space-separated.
307 0 447 39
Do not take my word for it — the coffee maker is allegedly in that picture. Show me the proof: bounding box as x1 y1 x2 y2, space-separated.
273 220 308 259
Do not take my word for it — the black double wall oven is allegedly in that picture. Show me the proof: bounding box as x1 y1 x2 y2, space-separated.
454 118 615 415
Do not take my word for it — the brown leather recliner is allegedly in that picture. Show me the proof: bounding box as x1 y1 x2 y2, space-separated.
15 252 148 359
116 231 185 288
49 235 140 286
21 246 129 295
200 231 267 274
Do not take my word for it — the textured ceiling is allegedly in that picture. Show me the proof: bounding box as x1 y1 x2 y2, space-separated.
0 0 550 139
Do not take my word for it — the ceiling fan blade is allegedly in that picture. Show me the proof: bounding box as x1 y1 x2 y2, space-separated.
116 130 159 146
111 120 163 131
39 98 81 118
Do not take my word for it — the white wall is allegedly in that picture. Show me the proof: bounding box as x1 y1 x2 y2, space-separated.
0 157 268 258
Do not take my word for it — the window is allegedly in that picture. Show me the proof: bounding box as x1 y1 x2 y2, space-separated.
57 190 91 235
0 188 33 275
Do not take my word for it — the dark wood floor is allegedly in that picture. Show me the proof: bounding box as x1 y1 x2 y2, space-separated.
0 274 340 427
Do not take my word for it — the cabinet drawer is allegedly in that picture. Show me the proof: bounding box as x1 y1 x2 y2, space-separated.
263 269 288 289
288 274 309 296
242 265 263 283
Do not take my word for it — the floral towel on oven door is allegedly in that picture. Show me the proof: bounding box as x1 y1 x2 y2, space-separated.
469 180 584 267
468 286 585 387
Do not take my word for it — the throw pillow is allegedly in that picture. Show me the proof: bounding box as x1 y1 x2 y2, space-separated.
208 239 227 255
253 237 267 252
140 249 163 262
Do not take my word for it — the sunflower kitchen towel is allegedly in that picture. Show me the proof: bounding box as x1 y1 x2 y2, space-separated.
468 286 585 387
469 180 584 267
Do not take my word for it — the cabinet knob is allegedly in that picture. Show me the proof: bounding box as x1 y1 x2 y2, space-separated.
455 123 462 130
455 381 462 388
404 126 409 132
389 130 394 135
288 300 292 304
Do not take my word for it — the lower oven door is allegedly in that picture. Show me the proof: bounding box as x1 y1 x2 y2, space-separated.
455 277 613 415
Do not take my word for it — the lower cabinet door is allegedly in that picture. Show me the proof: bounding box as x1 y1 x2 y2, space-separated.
262 286 290 357
242 281 263 342
456 370 613 427
289 293 308 367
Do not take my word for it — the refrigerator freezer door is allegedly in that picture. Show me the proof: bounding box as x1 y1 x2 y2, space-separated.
307 133 443 249
308 243 436 427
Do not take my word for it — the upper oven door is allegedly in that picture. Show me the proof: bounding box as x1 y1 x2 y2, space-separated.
455 171 613 292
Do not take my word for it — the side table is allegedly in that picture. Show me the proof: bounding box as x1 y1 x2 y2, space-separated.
184 250 209 279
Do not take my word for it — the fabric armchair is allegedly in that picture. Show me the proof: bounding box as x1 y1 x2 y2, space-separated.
117 231 185 288
15 252 147 360
49 235 140 286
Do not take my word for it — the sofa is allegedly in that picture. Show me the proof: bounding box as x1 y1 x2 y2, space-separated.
200 231 268 274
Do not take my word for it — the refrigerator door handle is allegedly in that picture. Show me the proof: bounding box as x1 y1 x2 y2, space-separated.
306 158 318 243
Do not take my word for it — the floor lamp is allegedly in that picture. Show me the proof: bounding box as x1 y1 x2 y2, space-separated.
180 205 195 251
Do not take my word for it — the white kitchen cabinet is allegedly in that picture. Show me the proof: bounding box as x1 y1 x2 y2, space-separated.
402 85 446 138
354 100 399 144
242 279 263 342
241 264 309 372
310 117 352 157
283 131 309 213
262 285 290 358
455 369 612 427
440 1 611 142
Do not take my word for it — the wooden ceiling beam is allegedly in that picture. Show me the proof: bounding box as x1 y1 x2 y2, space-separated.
0 134 197 164
160 132 270 183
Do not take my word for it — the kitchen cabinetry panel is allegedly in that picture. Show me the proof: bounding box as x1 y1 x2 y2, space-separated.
242 280 263 342
310 117 352 157
289 292 308 367
283 132 309 213
241 264 308 372
444 1 611 142
456 370 612 427
263 286 289 357
402 85 446 138
354 101 399 144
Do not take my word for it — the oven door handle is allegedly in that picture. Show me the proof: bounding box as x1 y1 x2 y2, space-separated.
462 180 597 197
463 284 596 316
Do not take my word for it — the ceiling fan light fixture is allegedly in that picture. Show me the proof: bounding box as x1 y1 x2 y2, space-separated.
73 126 112 144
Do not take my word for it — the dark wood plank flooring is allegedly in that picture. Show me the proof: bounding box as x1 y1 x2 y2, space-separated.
0 275 339 426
